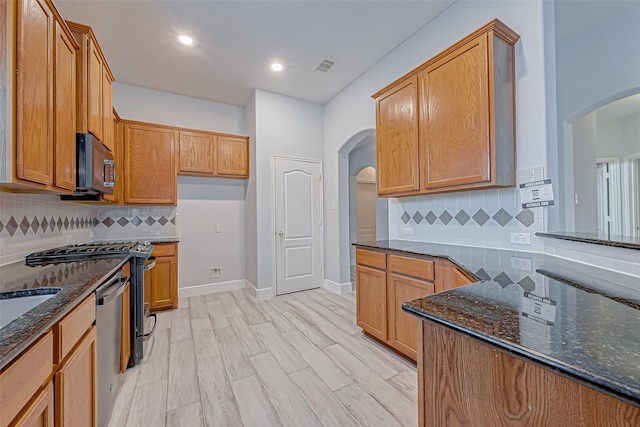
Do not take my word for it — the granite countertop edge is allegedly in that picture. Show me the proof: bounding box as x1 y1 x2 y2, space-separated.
401 302 640 406
95 237 180 244
0 257 129 371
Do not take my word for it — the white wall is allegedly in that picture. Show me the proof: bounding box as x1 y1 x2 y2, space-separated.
244 92 258 287
572 112 598 231
323 0 551 285
252 90 324 292
555 1 640 230
112 84 248 290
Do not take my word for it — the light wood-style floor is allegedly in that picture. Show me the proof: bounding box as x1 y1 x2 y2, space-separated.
108 288 417 427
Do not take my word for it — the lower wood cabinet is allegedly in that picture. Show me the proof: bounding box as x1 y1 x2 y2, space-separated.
54 326 97 427
11 381 54 427
145 243 178 311
355 247 474 361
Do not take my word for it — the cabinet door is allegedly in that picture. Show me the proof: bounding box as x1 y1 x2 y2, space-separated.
124 124 177 205
421 34 490 189
215 136 249 177
450 266 474 289
11 382 54 427
54 21 76 192
16 0 54 185
150 244 178 310
178 131 215 175
375 76 419 195
87 38 103 141
55 326 97 427
101 72 113 152
388 273 434 360
356 265 387 341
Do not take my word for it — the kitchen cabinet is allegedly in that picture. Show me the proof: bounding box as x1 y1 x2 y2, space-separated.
11 381 54 427
54 326 97 427
5 0 78 193
178 131 216 175
0 292 97 427
123 122 177 205
178 131 249 179
375 76 419 195
355 246 473 360
216 135 249 178
372 19 519 197
102 109 123 204
66 21 114 152
145 243 178 311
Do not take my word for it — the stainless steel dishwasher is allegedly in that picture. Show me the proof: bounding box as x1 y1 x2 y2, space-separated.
96 271 129 427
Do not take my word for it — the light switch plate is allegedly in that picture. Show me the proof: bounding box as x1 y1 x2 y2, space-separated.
510 232 531 245
511 256 532 271
403 227 414 236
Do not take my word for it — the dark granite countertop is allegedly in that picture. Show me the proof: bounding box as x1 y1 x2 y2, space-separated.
354 240 640 405
96 237 179 243
537 231 640 250
0 256 129 370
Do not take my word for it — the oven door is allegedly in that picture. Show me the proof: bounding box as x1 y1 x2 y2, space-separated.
142 257 157 338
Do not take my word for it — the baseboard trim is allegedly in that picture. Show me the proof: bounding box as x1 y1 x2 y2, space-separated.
244 280 274 299
178 279 245 298
323 278 353 295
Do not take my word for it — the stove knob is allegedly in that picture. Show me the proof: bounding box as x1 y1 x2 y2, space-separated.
144 240 151 248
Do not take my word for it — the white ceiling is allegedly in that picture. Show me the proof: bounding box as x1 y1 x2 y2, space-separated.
56 1 455 106
596 94 640 121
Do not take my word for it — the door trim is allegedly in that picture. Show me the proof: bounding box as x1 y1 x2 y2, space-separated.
272 156 324 296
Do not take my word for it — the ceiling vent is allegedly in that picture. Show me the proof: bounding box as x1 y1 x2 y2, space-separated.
315 58 335 72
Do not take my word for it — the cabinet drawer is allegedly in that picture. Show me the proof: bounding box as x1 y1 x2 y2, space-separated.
53 294 96 364
356 248 386 270
0 332 53 427
388 254 434 281
151 243 177 257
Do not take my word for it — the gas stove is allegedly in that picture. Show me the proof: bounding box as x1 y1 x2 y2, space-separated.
26 241 153 265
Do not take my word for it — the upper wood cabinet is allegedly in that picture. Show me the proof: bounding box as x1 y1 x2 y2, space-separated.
66 21 114 151
376 76 419 195
178 131 249 179
373 19 519 197
8 0 78 193
216 135 249 178
123 122 177 205
178 131 216 175
103 109 124 204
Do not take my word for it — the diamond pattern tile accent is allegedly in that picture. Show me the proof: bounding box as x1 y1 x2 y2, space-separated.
117 217 129 227
439 210 453 225
515 209 535 228
518 277 536 292
102 217 115 227
145 217 156 226
131 216 143 227
492 208 513 227
0 220 4 234
412 211 423 224
170 217 176 225
20 217 30 235
56 218 63 230
40 217 48 232
401 212 411 224
475 268 492 281
63 217 70 229
454 210 470 226
75 218 80 228
472 209 490 226
493 272 514 288
425 211 438 225
158 216 168 226
49 217 55 231
93 218 99 227
30 217 39 233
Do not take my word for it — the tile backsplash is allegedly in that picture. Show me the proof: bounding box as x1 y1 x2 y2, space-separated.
93 206 178 241
0 193 94 265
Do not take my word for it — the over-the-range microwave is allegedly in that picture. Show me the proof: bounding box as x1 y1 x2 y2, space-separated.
76 133 115 195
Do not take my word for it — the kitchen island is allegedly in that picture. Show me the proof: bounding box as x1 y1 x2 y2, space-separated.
398 246 640 425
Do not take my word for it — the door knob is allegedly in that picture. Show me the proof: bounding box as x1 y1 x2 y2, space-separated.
278 231 284 236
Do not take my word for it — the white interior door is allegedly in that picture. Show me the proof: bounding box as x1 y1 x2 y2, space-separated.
274 157 323 295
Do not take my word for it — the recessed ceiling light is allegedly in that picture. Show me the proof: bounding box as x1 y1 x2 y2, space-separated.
177 34 195 46
270 63 284 72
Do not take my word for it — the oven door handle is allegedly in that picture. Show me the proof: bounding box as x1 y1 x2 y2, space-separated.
96 276 128 305
143 313 157 340
144 257 156 271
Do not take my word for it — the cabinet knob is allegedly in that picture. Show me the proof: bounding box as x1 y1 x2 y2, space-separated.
278 231 284 237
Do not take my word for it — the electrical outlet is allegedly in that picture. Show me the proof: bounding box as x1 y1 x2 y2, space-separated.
66 234 73 243
89 230 94 239
510 256 532 271
216 224 222 233
210 267 221 278
403 227 414 236
510 232 531 245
